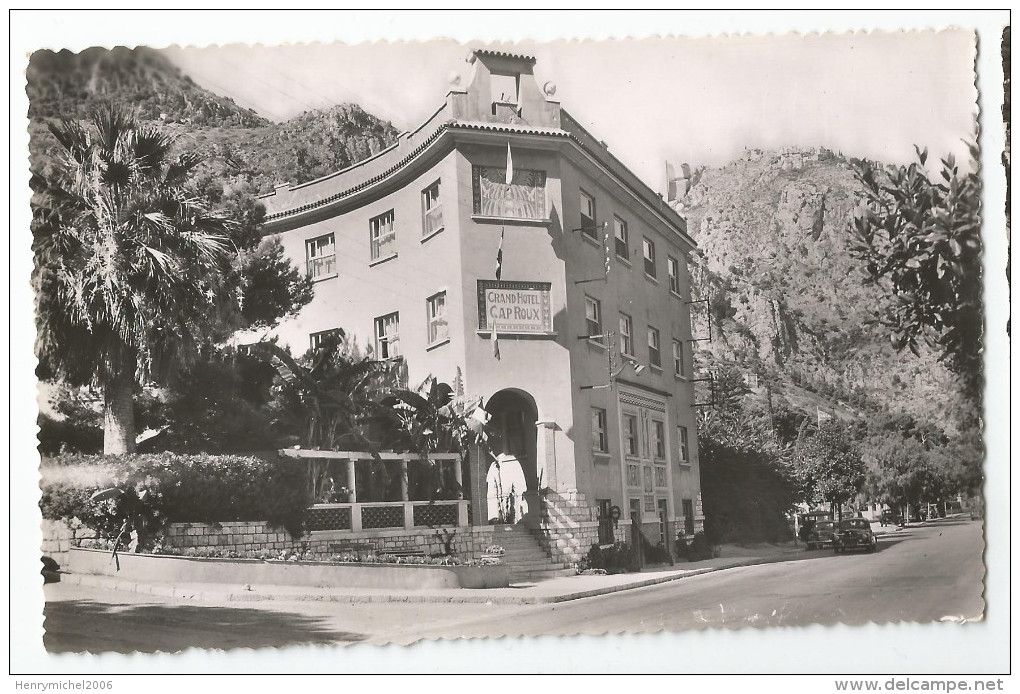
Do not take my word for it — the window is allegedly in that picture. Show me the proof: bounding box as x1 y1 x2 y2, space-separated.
584 295 604 343
580 190 597 239
623 414 639 457
370 210 396 261
374 312 400 359
643 466 654 493
643 238 657 278
473 166 547 219
668 256 681 295
619 313 634 356
673 339 686 377
422 181 443 236
309 328 341 351
648 326 661 368
305 233 336 278
427 292 448 345
678 425 690 464
591 408 608 453
613 216 629 260
644 495 656 513
652 420 666 459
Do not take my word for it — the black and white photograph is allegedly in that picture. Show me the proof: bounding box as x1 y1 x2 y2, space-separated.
10 9 1010 681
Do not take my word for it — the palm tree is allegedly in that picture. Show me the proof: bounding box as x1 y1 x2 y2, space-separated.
32 106 231 454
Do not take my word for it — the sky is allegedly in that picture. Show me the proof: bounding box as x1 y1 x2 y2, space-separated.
162 30 978 191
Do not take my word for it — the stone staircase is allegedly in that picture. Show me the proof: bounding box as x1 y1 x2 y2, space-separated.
491 524 576 583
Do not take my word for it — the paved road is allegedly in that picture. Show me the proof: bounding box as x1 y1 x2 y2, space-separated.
43 517 983 652
403 517 984 642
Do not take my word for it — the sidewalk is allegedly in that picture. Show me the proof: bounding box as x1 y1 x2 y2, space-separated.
56 542 810 606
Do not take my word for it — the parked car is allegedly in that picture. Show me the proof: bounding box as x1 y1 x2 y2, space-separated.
806 519 837 550
834 517 877 553
880 508 900 527
798 510 833 544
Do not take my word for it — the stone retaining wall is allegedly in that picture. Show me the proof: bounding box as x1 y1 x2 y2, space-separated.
67 547 511 590
165 521 497 560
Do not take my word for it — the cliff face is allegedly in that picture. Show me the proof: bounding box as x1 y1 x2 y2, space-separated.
679 148 965 432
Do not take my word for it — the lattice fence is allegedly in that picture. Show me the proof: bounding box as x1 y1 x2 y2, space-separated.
412 502 458 527
304 506 352 532
361 505 404 529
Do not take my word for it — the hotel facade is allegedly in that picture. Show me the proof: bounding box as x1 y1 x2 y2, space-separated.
260 50 704 569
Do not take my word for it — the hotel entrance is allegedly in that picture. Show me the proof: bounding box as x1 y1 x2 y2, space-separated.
484 389 539 525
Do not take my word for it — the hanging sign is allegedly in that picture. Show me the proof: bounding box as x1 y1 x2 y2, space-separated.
477 280 553 333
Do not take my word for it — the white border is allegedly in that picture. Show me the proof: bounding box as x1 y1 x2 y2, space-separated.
7 9 1011 679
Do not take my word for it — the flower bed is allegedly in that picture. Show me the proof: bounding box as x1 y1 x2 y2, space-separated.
67 546 510 590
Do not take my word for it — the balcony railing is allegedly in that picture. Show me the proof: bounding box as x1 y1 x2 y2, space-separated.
423 205 444 236
370 232 396 260
307 254 336 278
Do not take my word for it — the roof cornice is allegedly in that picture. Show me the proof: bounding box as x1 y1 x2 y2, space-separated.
262 120 695 250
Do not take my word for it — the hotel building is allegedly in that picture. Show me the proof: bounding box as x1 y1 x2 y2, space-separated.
260 50 703 570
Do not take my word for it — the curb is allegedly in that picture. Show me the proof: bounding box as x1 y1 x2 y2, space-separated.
56 553 799 606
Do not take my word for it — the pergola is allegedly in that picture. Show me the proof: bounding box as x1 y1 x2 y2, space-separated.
279 449 468 532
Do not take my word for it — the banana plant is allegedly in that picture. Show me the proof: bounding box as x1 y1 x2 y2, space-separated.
382 375 497 501
247 331 399 453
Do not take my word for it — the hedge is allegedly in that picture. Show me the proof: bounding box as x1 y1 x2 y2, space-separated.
39 453 310 543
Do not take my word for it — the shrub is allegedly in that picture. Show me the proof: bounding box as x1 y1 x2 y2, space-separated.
687 532 715 562
582 541 634 574
40 452 310 544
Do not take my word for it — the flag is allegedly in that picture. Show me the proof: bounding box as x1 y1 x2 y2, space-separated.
495 227 504 280
603 224 612 277
505 141 514 185
491 321 500 360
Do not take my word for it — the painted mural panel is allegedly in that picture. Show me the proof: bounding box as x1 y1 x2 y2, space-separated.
472 166 547 219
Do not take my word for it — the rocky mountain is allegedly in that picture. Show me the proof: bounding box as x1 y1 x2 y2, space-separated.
677 147 967 435
27 47 268 127
25 47 400 194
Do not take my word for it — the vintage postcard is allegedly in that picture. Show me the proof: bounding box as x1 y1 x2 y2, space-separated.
10 10 1010 679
